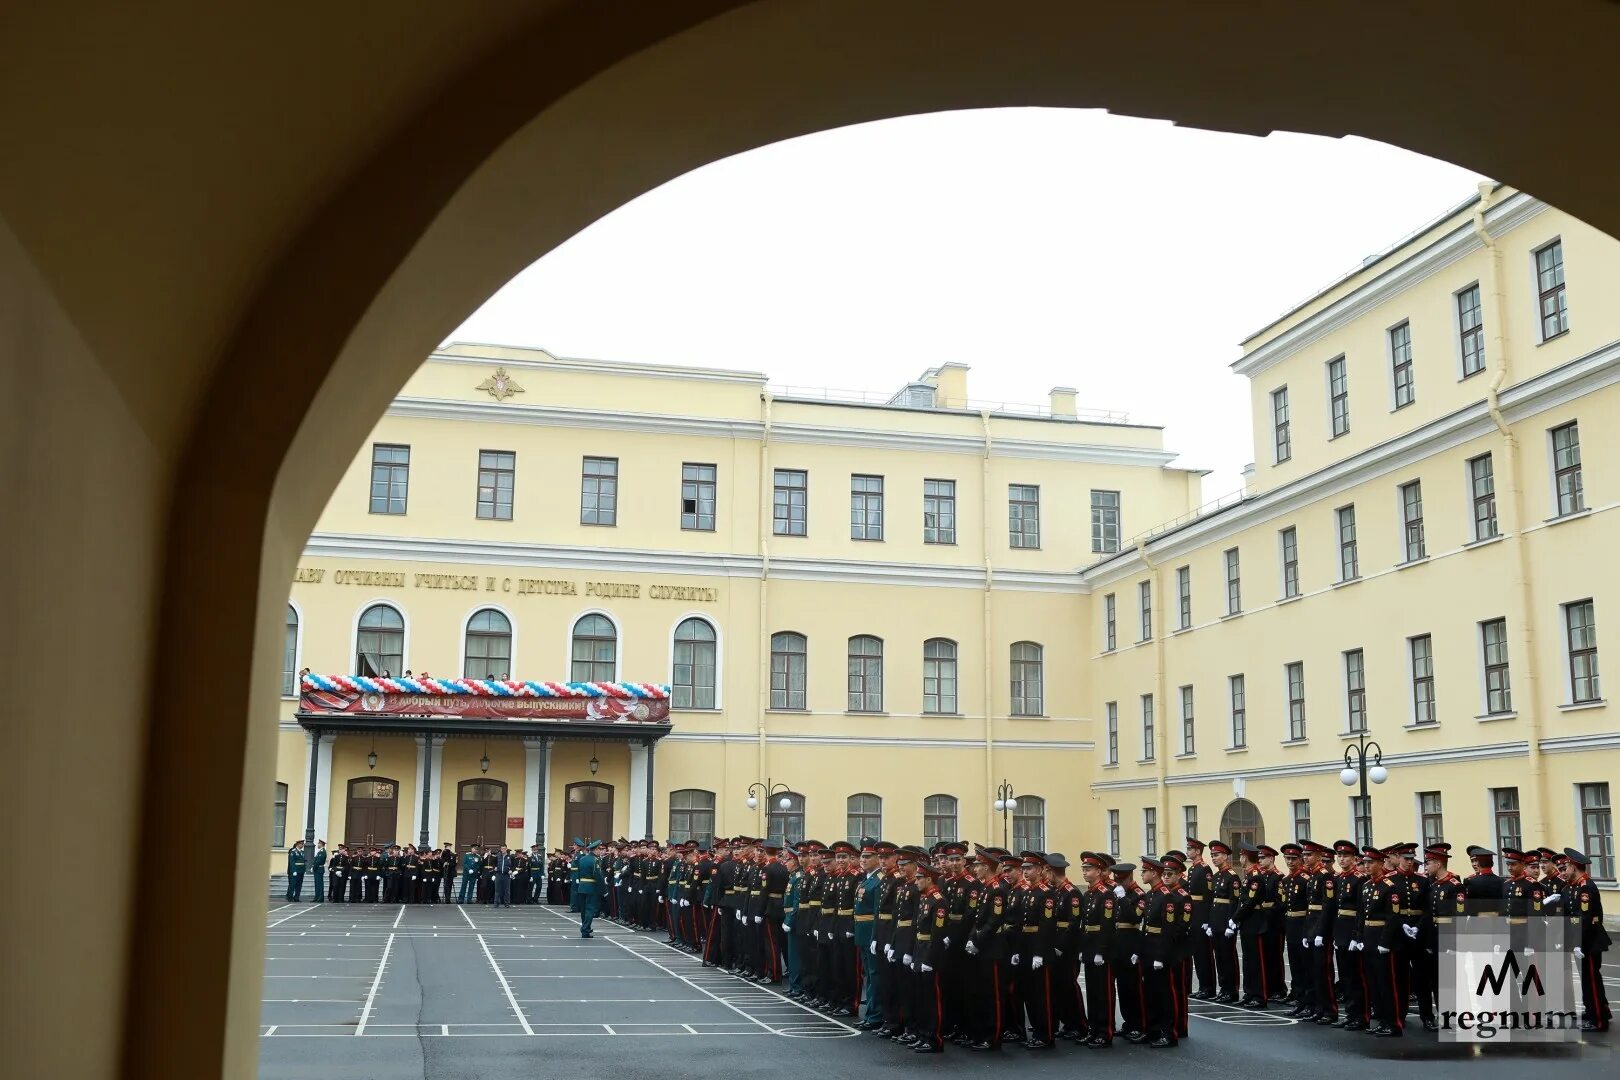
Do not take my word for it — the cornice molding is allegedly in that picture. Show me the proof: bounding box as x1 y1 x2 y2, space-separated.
388 397 765 440
1091 738 1530 791
1537 731 1620 755
429 346 768 386
663 732 1093 750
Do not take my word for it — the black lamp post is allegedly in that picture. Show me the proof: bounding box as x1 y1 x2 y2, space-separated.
993 780 1017 850
1339 731 1388 843
746 778 792 836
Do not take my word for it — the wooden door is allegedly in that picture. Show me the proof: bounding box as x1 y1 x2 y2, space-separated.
345 777 399 848
1219 797 1264 854
456 779 508 850
564 782 614 846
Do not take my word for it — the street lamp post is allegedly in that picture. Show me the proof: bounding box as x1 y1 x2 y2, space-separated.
993 780 1017 851
1339 731 1388 844
746 778 792 839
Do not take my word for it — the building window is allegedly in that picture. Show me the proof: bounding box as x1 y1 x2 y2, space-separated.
1285 661 1307 741
680 463 717 531
923 794 959 848
1344 648 1367 734
1457 284 1485 378
1105 701 1119 765
570 614 617 683
1565 599 1601 704
1481 617 1512 715
768 793 806 849
1328 355 1350 436
369 443 410 515
850 474 884 540
1291 799 1311 842
1492 788 1521 857
1409 634 1436 726
672 617 718 709
668 789 716 845
1535 239 1568 340
283 604 299 697
1176 566 1192 630
1009 484 1041 548
1551 422 1585 516
1091 490 1121 553
1279 527 1300 599
1469 454 1498 541
272 782 288 848
1578 783 1614 881
1013 796 1046 852
1010 641 1044 716
1337 505 1359 582
1141 693 1156 761
1390 321 1416 409
1351 795 1373 849
1271 386 1291 463
1229 674 1247 749
1104 594 1117 652
1180 684 1195 755
580 457 618 526
847 793 882 844
769 632 807 710
923 479 956 544
355 604 404 676
922 638 958 714
1419 791 1445 847
1183 805 1199 845
475 450 515 520
1224 547 1241 615
1143 808 1159 856
1107 809 1121 858
772 469 807 536
1400 480 1426 561
463 608 513 680
1139 580 1152 641
847 635 883 712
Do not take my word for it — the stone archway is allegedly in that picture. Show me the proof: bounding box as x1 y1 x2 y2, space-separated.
1219 798 1265 854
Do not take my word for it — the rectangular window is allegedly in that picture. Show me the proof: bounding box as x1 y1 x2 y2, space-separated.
1492 787 1521 857
923 479 956 544
1419 791 1445 847
772 469 807 536
1551 422 1585 516
1469 453 1498 541
1143 808 1158 857
669 790 717 846
1482 617 1512 715
476 450 515 521
1536 239 1568 340
1285 661 1306 741
680 463 717 531
1351 795 1373 849
1566 599 1601 704
1390 321 1416 409
1280 526 1300 599
1272 386 1291 463
769 633 807 710
1229 674 1246 749
1457 284 1486 378
923 795 958 848
1104 594 1117 652
850 474 884 540
1091 490 1121 553
1291 799 1312 842
1139 580 1152 641
1344 648 1367 733
1337 505 1359 582
1578 783 1614 881
1328 356 1350 437
1400 480 1426 561
1183 805 1199 846
1180 684 1195 755
1107 810 1121 859
272 782 288 848
1176 566 1192 630
1410 634 1436 726
580 456 619 526
1105 702 1119 765
1009 484 1041 548
1141 693 1155 761
1224 547 1241 615
368 443 410 515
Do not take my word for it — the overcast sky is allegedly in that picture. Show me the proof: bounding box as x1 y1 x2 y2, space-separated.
450 108 1486 499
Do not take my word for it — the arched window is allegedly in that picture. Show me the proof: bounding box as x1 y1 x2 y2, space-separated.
923 638 958 714
570 614 617 682
771 632 807 710
464 608 512 680
672 617 717 709
768 792 806 848
1013 794 1046 852
282 604 299 696
847 635 883 712
668 789 716 845
272 781 289 848
847 793 882 843
356 604 404 676
924 794 958 848
1011 641 1045 716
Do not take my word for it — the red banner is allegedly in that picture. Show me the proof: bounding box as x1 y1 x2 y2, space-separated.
299 688 669 724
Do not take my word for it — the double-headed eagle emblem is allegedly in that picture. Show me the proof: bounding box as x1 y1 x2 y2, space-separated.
476 367 525 402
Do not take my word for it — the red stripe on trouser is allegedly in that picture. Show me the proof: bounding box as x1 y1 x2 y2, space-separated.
1322 950 1336 1010
1136 964 1146 1029
992 961 1002 1040
1106 964 1115 1037
1171 973 1185 1036
764 923 779 980
852 951 862 1012
934 971 944 1046
703 909 719 962
1588 958 1607 1029
1044 968 1053 1040
1257 939 1268 1000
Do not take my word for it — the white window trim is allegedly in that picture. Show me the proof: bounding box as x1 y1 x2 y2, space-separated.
1464 453 1491 543
1282 661 1305 741
1545 420 1581 519
1530 236 1570 344
1271 384 1291 465
1141 693 1155 761
349 597 409 677
1340 648 1362 735
1476 617 1507 717
565 607 624 683
459 602 519 680
1143 807 1158 855
284 597 306 698
1451 280 1483 381
1573 781 1615 883
667 611 723 710
1276 526 1297 600
1405 634 1431 728
1395 478 1425 563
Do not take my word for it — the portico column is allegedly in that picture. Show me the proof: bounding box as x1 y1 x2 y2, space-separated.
426 735 446 846
304 731 333 847
645 738 656 842
539 738 553 853
629 741 650 839
415 734 443 849
523 737 546 847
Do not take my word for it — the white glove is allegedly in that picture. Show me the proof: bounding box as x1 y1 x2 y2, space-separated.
1130 953 1139 966
754 915 763 924
1574 946 1585 960
1402 924 1418 940
1010 954 1021 966
920 963 933 974
736 910 744 922
1376 945 1390 955
1152 960 1164 970
903 953 913 967
943 937 951 948
1301 938 1310 950
1091 954 1105 966
1031 955 1044 971
783 922 791 932
1204 925 1213 938
1114 885 1126 899
1313 935 1323 947
1054 947 1063 957
681 899 690 907
1524 947 1535 957
1227 919 1237 931
965 940 978 956
1544 893 1561 905
844 931 853 939
658 896 665 904
1349 941 1361 952
885 945 894 960
1224 927 1235 938
870 941 877 955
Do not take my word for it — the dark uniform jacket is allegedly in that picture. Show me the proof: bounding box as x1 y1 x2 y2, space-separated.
1141 883 1186 967
1357 874 1403 951
915 887 949 969
1080 882 1118 964
1185 861 1213 935
971 875 1013 960
1569 876 1612 953
1423 872 1466 952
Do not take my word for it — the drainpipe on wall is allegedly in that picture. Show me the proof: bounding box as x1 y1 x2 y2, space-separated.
1136 537 1171 844
757 393 774 835
981 410 997 840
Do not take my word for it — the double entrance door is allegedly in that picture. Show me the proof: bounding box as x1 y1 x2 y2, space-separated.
563 781 613 846
456 780 508 851
344 777 399 848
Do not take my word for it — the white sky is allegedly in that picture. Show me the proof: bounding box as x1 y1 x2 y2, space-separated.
450 108 1486 499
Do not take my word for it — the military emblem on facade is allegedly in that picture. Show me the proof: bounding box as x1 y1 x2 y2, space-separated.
476 366 524 401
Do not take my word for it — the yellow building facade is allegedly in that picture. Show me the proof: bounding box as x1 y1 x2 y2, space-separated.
273 183 1618 902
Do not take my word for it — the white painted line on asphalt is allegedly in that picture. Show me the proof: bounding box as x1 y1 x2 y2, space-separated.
477 933 535 1037
265 1026 277 1036
392 905 407 928
603 1024 617 1034
267 906 314 929
459 906 478 930
354 932 394 1037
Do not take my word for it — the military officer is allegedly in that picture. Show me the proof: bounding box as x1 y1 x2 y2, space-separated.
1562 847 1612 1032
311 839 327 903
1328 839 1365 1029
1046 852 1086 1044
1183 838 1215 999
1355 845 1404 1037
1415 842 1463 1032
1280 842 1312 1017
1206 840 1241 1002
852 838 883 1021
1137 856 1186 1048
879 845 922 1041
1077 851 1118 1048
284 839 307 902
761 841 790 982
1463 845 1504 915
960 846 1005 1049
1299 840 1337 1024
1230 847 1270 1008
574 839 602 937
906 862 950 1052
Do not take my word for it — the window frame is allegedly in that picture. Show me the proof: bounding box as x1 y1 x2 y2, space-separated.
1271 385 1291 463
1491 787 1521 858
1106 809 1120 858
1456 282 1486 378
569 613 619 683
846 793 883 845
1419 790 1445 847
769 631 808 710
671 616 718 710
772 468 808 537
1104 593 1117 652
668 788 717 846
922 637 959 715
368 443 410 515
1138 580 1152 642
1091 489 1121 554
282 603 300 697
849 473 885 541
1143 807 1158 857
1337 504 1359 582
1105 701 1119 765
272 781 289 848
1291 798 1312 842
1564 599 1601 705
923 794 959 848
463 607 514 681
1013 795 1046 853
1279 526 1300 600
1577 782 1614 882
1343 647 1367 734
1534 238 1569 341
475 449 515 521
680 462 718 532
922 478 957 545
1009 484 1041 549
1409 633 1436 726
1399 479 1426 562
1285 661 1307 741
1223 547 1241 615
1327 355 1350 437
767 792 806 849
1229 674 1247 749
1179 683 1195 756
1010 641 1044 717
1176 565 1192 630
1140 692 1156 762
1481 617 1513 715
846 634 884 713
1468 453 1498 541
1389 320 1416 410
1351 795 1373 850
355 602 405 677
1550 422 1585 517
580 456 619 527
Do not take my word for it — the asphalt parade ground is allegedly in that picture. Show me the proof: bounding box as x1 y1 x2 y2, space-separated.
260 897 1617 1080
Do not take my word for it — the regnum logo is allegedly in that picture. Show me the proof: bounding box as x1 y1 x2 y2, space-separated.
1441 918 1580 1042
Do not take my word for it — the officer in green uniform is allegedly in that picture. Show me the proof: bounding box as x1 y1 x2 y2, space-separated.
459 845 480 904
575 839 603 938
853 838 883 1024
284 839 307 901
782 846 804 993
569 840 584 912
311 840 327 902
